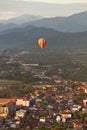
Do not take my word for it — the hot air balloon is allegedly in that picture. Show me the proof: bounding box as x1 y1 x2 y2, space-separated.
38 38 46 49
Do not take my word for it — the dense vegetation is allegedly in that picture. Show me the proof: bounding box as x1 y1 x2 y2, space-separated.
0 80 36 98
0 49 87 97
0 49 87 82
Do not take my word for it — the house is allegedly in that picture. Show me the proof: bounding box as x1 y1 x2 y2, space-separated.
78 86 87 93
61 110 72 119
83 99 87 107
73 120 83 129
16 109 26 118
0 98 16 118
13 97 30 107
0 107 9 118
82 107 87 113
71 104 82 112
34 90 40 96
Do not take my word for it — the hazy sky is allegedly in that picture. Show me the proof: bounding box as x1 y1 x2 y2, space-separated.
24 0 87 3
0 0 87 20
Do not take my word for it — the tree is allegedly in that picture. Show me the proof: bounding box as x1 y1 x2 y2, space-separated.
54 126 61 130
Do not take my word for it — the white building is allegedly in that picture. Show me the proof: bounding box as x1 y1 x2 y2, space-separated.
16 97 30 107
0 107 9 118
16 109 26 118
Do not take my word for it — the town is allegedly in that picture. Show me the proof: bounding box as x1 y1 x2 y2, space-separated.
0 0 87 129
0 49 86 130
0 83 87 130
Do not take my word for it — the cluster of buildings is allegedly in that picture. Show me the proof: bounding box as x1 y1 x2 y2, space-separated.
0 85 86 129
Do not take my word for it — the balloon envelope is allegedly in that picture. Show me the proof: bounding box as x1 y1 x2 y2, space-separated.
38 38 46 49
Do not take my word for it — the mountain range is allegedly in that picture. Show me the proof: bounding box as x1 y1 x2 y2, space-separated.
0 25 87 50
0 14 43 25
0 11 87 32
0 12 87 50
26 11 87 33
0 15 43 32
0 11 87 33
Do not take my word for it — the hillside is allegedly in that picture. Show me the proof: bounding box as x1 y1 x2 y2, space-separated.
0 26 87 50
0 11 87 33
0 14 43 24
0 15 43 32
25 11 87 32
0 23 19 33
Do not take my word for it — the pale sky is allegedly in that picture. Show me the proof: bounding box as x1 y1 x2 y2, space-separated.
24 0 87 4
0 0 87 20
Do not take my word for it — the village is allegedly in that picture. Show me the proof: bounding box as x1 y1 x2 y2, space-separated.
0 50 86 129
0 0 87 129
0 83 87 130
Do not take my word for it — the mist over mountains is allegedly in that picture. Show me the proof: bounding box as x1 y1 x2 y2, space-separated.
0 15 43 32
26 11 87 33
0 12 87 50
0 15 43 25
0 11 87 33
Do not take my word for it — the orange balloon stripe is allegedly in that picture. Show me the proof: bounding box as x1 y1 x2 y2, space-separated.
41 38 43 48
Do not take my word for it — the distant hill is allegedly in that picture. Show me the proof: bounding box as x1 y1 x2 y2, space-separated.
0 12 87 32
0 25 87 50
25 11 87 32
0 14 43 24
0 23 19 33
0 15 43 32
0 11 87 33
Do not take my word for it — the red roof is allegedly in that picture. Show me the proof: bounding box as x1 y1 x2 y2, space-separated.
62 112 71 114
80 86 87 89
0 99 16 104
12 96 29 100
62 109 71 114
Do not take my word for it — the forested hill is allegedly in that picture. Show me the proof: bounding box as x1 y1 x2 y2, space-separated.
0 26 87 50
